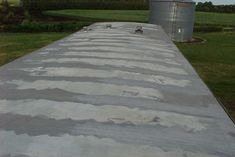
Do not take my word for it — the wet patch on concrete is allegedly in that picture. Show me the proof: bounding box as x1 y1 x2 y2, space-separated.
3 80 164 100
37 58 187 75
0 99 210 131
19 67 191 87
58 51 180 65
228 132 235 138
0 154 32 157
0 131 221 157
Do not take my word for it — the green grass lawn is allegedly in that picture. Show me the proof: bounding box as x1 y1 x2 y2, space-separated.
0 32 70 66
196 12 235 26
176 32 235 119
44 10 235 26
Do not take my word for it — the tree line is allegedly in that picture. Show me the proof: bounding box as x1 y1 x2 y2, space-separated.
196 1 235 13
2 0 235 13
20 0 148 11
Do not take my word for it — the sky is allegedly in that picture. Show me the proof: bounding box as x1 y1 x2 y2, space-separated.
194 0 235 5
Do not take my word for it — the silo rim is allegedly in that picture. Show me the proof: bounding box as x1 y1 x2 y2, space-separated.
150 0 195 3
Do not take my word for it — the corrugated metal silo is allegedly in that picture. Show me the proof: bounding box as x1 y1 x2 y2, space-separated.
149 0 196 42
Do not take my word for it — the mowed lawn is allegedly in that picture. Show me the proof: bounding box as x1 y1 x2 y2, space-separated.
196 12 235 26
44 10 235 26
45 10 149 22
0 32 69 66
176 32 235 119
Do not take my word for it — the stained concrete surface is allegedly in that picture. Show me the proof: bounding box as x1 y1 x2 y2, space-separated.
0 22 234 157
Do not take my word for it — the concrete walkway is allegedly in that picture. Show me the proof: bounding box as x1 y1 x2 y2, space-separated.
0 22 234 157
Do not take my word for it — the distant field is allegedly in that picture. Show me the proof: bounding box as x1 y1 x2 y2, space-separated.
196 12 235 26
45 10 149 22
44 10 235 26
3 1 235 26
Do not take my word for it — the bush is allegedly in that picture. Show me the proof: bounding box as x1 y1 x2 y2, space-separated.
1 2 24 24
2 21 92 32
0 0 10 13
194 24 223 32
21 0 148 11
0 0 9 24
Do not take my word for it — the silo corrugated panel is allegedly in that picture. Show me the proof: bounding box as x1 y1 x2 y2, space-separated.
149 0 195 42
